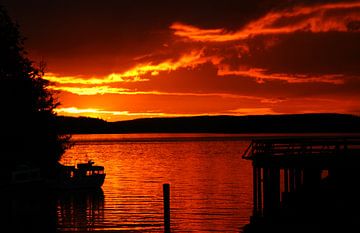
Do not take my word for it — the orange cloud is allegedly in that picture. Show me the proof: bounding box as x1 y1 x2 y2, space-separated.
171 1 360 42
44 73 149 85
54 107 235 121
48 86 131 95
46 55 344 96
44 50 208 85
217 67 345 84
49 84 270 100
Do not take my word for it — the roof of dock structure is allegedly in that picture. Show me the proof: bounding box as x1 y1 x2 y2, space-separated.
242 136 360 168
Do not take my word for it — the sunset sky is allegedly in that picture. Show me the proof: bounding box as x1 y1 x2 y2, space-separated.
3 0 360 121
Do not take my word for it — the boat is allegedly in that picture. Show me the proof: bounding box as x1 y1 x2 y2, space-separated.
56 160 106 189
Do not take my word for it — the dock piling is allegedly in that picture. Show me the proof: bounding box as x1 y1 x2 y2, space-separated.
163 183 171 233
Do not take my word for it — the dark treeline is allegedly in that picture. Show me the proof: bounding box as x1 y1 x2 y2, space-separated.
1 5 69 232
56 113 360 134
0 5 70 179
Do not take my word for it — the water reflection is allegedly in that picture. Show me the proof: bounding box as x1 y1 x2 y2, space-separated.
57 189 105 231
60 133 253 232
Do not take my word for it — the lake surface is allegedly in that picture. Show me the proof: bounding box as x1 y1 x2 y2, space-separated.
58 133 254 232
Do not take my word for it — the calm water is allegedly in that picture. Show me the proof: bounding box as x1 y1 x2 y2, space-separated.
58 133 254 232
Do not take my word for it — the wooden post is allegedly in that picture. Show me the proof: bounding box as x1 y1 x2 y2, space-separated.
262 167 270 216
270 167 281 211
295 168 302 190
263 167 281 215
284 168 289 193
253 166 258 215
289 168 295 192
257 167 262 216
163 183 171 233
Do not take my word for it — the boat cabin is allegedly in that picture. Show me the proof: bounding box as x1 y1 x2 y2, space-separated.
58 160 106 189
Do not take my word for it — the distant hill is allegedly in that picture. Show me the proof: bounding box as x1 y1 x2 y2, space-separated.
55 114 360 134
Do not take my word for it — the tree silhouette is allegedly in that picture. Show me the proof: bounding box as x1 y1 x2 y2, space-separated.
0 5 70 179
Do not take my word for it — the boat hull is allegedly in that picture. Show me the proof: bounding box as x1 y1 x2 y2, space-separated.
55 174 106 190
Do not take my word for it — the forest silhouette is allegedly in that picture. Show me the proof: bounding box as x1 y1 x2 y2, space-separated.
0 5 71 232
0 5 70 183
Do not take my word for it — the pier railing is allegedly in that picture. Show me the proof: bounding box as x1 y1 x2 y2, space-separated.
243 137 360 160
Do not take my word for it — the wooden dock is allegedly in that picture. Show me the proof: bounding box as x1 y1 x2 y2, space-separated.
242 136 360 222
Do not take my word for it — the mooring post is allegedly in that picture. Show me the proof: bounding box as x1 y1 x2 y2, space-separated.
284 168 289 193
257 167 262 216
163 183 171 233
289 168 295 192
253 166 258 215
262 167 270 216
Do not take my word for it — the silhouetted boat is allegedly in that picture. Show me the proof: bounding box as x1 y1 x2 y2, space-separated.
55 160 106 189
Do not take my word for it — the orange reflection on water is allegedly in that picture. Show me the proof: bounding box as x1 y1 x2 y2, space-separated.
59 133 253 232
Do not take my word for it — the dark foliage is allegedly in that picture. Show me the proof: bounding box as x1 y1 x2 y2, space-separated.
0 5 70 178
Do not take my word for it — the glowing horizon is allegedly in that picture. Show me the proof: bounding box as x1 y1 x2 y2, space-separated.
54 106 283 121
